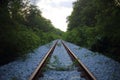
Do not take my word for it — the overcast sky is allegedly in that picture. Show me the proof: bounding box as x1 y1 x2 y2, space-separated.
34 0 76 31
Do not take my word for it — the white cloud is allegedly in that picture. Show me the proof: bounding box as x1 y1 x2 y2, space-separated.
36 0 76 31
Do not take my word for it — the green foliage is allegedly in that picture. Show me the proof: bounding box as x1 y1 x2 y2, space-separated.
14 29 40 55
10 77 18 80
66 0 120 62
44 55 77 71
0 25 40 65
57 43 61 47
65 27 98 48
0 0 64 66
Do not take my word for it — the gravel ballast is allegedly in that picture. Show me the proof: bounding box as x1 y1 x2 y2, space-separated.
0 41 55 80
39 41 84 80
0 40 120 80
64 41 120 80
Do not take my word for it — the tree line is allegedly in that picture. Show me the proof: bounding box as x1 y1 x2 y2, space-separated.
0 0 63 66
64 0 120 62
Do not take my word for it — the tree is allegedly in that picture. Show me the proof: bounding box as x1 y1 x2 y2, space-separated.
66 0 120 62
0 0 64 66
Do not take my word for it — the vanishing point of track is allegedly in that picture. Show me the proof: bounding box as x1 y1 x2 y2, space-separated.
29 40 96 80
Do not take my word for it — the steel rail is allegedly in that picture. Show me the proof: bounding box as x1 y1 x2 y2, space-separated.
29 41 58 80
61 41 96 80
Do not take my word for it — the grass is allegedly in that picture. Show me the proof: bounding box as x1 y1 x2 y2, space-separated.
97 61 103 65
84 54 89 58
78 47 82 50
111 72 116 79
20 55 28 61
57 43 61 47
11 77 17 80
42 57 51 72
43 55 79 71
74 47 81 50
10 76 20 80
46 42 53 48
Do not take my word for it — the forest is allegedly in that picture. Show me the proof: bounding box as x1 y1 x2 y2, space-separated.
0 0 120 66
0 0 63 66
64 0 120 62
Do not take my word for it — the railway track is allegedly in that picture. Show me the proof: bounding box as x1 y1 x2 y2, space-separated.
29 40 96 80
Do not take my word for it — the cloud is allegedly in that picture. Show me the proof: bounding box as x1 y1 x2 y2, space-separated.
45 1 73 8
59 1 73 8
36 0 76 31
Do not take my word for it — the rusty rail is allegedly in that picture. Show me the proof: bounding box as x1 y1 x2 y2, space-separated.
61 41 96 80
29 40 58 80
29 40 96 80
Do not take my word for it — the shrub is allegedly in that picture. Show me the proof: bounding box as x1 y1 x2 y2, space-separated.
0 26 40 65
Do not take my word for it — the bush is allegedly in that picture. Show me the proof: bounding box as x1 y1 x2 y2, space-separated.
0 26 40 65
65 27 98 48
14 29 40 56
